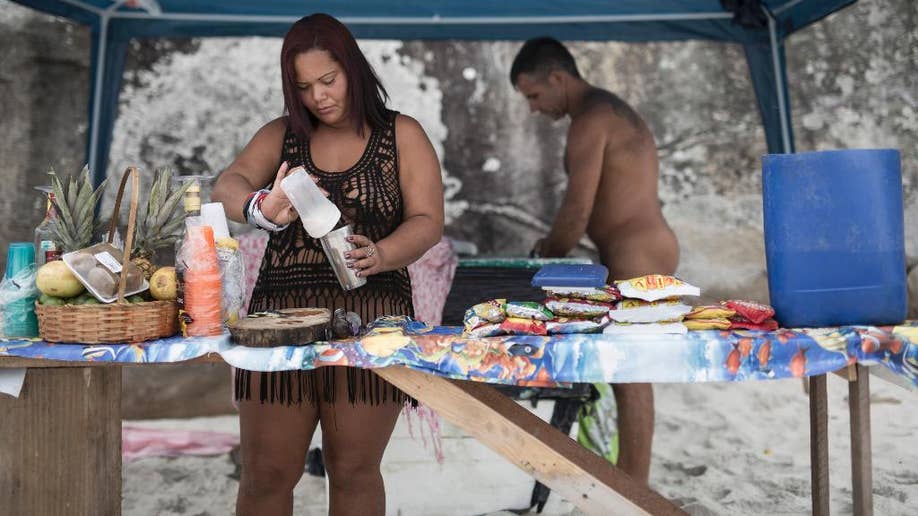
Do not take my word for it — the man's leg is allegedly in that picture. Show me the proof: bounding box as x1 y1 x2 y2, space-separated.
611 383 654 483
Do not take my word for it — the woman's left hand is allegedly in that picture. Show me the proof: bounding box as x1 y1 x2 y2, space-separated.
345 234 385 277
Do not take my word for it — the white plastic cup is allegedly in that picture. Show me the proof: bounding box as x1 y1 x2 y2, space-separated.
280 167 341 238
200 202 230 239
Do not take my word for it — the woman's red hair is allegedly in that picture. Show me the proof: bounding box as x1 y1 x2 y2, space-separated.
281 13 389 139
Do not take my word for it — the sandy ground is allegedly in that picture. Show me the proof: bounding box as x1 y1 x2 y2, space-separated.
123 372 918 515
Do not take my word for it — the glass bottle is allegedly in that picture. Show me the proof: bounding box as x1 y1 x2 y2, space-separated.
174 179 202 323
33 186 61 266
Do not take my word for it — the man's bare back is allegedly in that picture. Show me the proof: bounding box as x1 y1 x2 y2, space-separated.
574 88 679 279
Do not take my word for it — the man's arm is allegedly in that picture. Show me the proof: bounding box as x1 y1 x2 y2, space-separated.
538 115 605 257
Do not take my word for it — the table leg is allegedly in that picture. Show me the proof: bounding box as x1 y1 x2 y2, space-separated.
377 367 684 516
0 367 122 515
848 364 873 516
809 374 830 516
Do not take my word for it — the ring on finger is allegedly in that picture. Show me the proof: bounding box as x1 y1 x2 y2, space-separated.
365 244 376 258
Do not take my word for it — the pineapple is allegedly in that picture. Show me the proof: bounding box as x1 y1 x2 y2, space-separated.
48 165 108 253
131 167 191 279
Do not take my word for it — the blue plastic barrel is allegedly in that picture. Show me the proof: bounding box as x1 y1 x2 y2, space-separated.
762 149 906 327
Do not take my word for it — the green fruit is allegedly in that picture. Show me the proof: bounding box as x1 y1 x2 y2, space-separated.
38 294 65 306
127 294 145 303
82 297 101 305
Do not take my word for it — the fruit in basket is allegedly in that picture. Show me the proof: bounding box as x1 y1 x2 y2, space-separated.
127 294 145 303
150 266 177 300
38 293 66 306
36 261 85 297
132 167 192 279
87 265 119 298
47 165 108 253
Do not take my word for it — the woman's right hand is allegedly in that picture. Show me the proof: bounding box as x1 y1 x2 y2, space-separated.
259 162 299 225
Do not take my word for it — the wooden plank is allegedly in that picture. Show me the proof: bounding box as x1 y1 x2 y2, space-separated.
848 364 874 516
0 353 224 369
0 367 121 515
377 367 685 516
809 374 831 516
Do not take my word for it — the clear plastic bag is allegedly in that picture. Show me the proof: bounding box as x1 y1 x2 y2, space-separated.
217 246 246 325
0 265 40 337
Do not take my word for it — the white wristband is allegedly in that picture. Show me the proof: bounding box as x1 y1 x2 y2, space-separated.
249 190 290 232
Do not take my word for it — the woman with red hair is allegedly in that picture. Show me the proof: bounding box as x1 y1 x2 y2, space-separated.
213 13 444 515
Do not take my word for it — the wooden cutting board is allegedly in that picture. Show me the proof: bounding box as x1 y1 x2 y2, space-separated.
228 308 331 347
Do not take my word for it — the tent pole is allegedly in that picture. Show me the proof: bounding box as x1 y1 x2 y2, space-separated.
766 10 793 153
88 13 109 187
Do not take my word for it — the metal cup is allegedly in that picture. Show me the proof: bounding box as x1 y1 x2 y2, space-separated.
319 225 367 291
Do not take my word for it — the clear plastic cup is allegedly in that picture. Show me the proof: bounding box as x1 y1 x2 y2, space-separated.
280 167 341 238
320 225 367 291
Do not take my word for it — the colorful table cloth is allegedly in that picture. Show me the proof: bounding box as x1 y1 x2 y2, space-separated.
2 318 916 388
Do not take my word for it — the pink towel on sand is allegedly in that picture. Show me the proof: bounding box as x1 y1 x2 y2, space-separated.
122 426 239 463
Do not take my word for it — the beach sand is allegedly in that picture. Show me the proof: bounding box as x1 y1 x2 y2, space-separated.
123 372 917 515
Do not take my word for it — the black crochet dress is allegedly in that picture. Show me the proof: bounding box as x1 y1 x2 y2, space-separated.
235 110 414 405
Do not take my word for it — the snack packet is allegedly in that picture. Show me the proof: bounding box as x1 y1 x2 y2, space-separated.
546 317 606 334
729 317 779 332
615 275 700 302
542 285 622 303
608 299 692 324
465 323 504 338
544 297 614 318
685 305 735 320
684 318 732 331
602 322 688 335
463 298 507 331
722 300 775 324
499 317 548 336
505 301 554 321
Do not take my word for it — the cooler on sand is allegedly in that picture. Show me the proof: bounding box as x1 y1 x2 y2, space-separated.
762 148 907 328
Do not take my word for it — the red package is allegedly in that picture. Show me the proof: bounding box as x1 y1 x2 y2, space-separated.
499 317 548 336
723 300 775 324
729 316 778 331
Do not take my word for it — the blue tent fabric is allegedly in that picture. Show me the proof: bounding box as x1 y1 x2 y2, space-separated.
12 0 855 185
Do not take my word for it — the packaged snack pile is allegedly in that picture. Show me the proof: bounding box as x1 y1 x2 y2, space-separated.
722 299 778 331
603 275 701 335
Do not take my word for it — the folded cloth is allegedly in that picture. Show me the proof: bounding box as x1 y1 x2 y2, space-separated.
122 425 239 463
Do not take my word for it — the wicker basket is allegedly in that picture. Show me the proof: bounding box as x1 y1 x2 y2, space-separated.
35 167 179 344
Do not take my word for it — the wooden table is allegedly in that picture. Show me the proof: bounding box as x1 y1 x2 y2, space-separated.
0 355 875 516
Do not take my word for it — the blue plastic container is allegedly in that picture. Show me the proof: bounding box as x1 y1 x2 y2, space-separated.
762 149 906 327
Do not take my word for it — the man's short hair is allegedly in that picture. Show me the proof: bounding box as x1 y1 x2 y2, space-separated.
510 37 581 86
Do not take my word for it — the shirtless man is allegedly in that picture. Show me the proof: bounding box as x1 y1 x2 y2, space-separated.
511 37 679 483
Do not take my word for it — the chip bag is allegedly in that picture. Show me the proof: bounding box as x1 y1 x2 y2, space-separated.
543 285 622 303
544 297 614 318
463 298 507 331
615 274 700 302
499 317 548 336
505 301 554 321
608 299 692 323
684 318 732 331
685 305 736 320
729 317 778 332
546 317 606 334
465 323 504 338
723 300 775 324
602 322 688 335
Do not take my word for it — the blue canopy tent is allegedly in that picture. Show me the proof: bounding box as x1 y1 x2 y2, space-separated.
12 0 856 187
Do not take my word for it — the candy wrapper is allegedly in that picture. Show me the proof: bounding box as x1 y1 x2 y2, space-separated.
684 318 732 331
542 285 622 303
465 323 504 338
463 299 507 331
723 300 775 324
615 275 700 302
544 297 614 318
499 317 548 336
685 305 735 320
729 317 779 331
603 322 688 335
608 299 692 324
505 301 554 321
546 317 606 334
